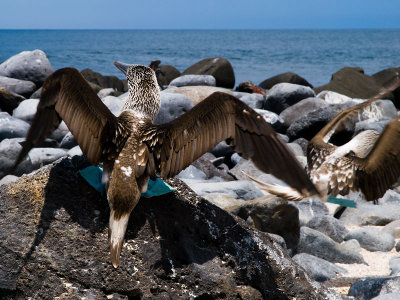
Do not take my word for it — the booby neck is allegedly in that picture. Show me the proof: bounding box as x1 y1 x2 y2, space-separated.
116 62 161 121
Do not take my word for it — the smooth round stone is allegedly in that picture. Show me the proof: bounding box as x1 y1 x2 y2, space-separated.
306 215 348 243
0 174 19 185
0 112 30 141
236 93 265 109
0 138 32 178
154 92 193 125
97 88 117 98
297 226 364 264
28 148 68 170
169 74 216 87
101 95 125 116
0 49 54 86
0 76 36 97
382 220 400 239
389 256 400 276
264 82 315 114
68 145 83 157
176 165 207 180
292 253 347 282
344 227 395 252
60 132 78 149
12 98 39 122
291 198 329 226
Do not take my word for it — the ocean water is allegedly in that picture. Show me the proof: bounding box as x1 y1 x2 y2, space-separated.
0 29 399 87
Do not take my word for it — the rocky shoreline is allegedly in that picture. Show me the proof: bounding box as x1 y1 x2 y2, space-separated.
1 50 400 299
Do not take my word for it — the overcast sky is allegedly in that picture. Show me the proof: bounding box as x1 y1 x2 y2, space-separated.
1 0 399 30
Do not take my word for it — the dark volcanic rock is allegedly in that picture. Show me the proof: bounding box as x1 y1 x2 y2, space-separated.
183 57 235 89
0 156 340 299
81 68 126 92
348 277 400 300
0 87 25 114
259 72 313 89
157 64 181 86
372 67 400 107
227 198 300 251
286 102 357 141
314 67 386 99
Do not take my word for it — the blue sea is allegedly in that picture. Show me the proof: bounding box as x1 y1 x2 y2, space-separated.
0 29 399 87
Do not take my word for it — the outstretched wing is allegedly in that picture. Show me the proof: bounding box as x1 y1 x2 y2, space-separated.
354 118 400 201
14 67 120 168
139 92 319 198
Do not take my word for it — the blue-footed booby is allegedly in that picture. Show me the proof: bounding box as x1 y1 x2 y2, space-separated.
13 62 318 267
246 73 400 203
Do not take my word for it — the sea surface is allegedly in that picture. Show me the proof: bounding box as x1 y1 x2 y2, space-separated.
1 29 399 87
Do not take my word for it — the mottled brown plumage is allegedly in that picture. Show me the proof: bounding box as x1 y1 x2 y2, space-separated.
14 62 318 267
247 73 400 202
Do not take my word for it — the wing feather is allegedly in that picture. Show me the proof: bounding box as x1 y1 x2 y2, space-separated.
355 118 400 201
14 68 118 168
141 92 318 197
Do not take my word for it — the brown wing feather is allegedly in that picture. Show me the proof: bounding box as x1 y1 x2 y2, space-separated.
355 118 400 201
14 68 118 168
307 73 400 171
142 92 319 197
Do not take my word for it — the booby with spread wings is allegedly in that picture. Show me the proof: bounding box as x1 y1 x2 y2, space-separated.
246 74 400 203
13 62 318 267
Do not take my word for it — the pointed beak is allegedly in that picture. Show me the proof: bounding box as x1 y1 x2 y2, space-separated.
113 61 130 75
108 210 130 268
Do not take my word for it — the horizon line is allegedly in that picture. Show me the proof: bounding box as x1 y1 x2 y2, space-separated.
1 27 400 31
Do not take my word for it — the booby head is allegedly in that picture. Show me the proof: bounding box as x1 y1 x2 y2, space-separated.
114 61 160 121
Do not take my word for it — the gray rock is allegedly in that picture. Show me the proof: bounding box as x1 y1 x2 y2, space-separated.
306 215 349 243
97 88 117 98
291 198 329 226
13 137 58 148
339 202 400 226
355 119 393 135
67 145 83 157
0 76 36 97
230 152 241 166
389 256 400 276
382 220 400 239
279 97 328 127
292 137 308 155
169 74 216 87
286 101 357 141
316 90 353 104
0 174 19 186
28 148 68 171
349 277 400 300
202 193 243 209
59 132 78 149
235 93 265 109
297 227 364 264
12 98 39 122
101 95 125 116
0 50 54 86
0 157 340 299
287 142 304 156
292 253 347 282
372 292 400 300
0 112 30 141
264 83 316 114
154 92 194 125
182 180 264 200
254 108 285 132
344 227 395 252
30 87 42 99
0 138 32 178
176 165 207 180
267 233 287 250
0 87 25 114
396 241 400 252
378 189 400 205
50 121 70 142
